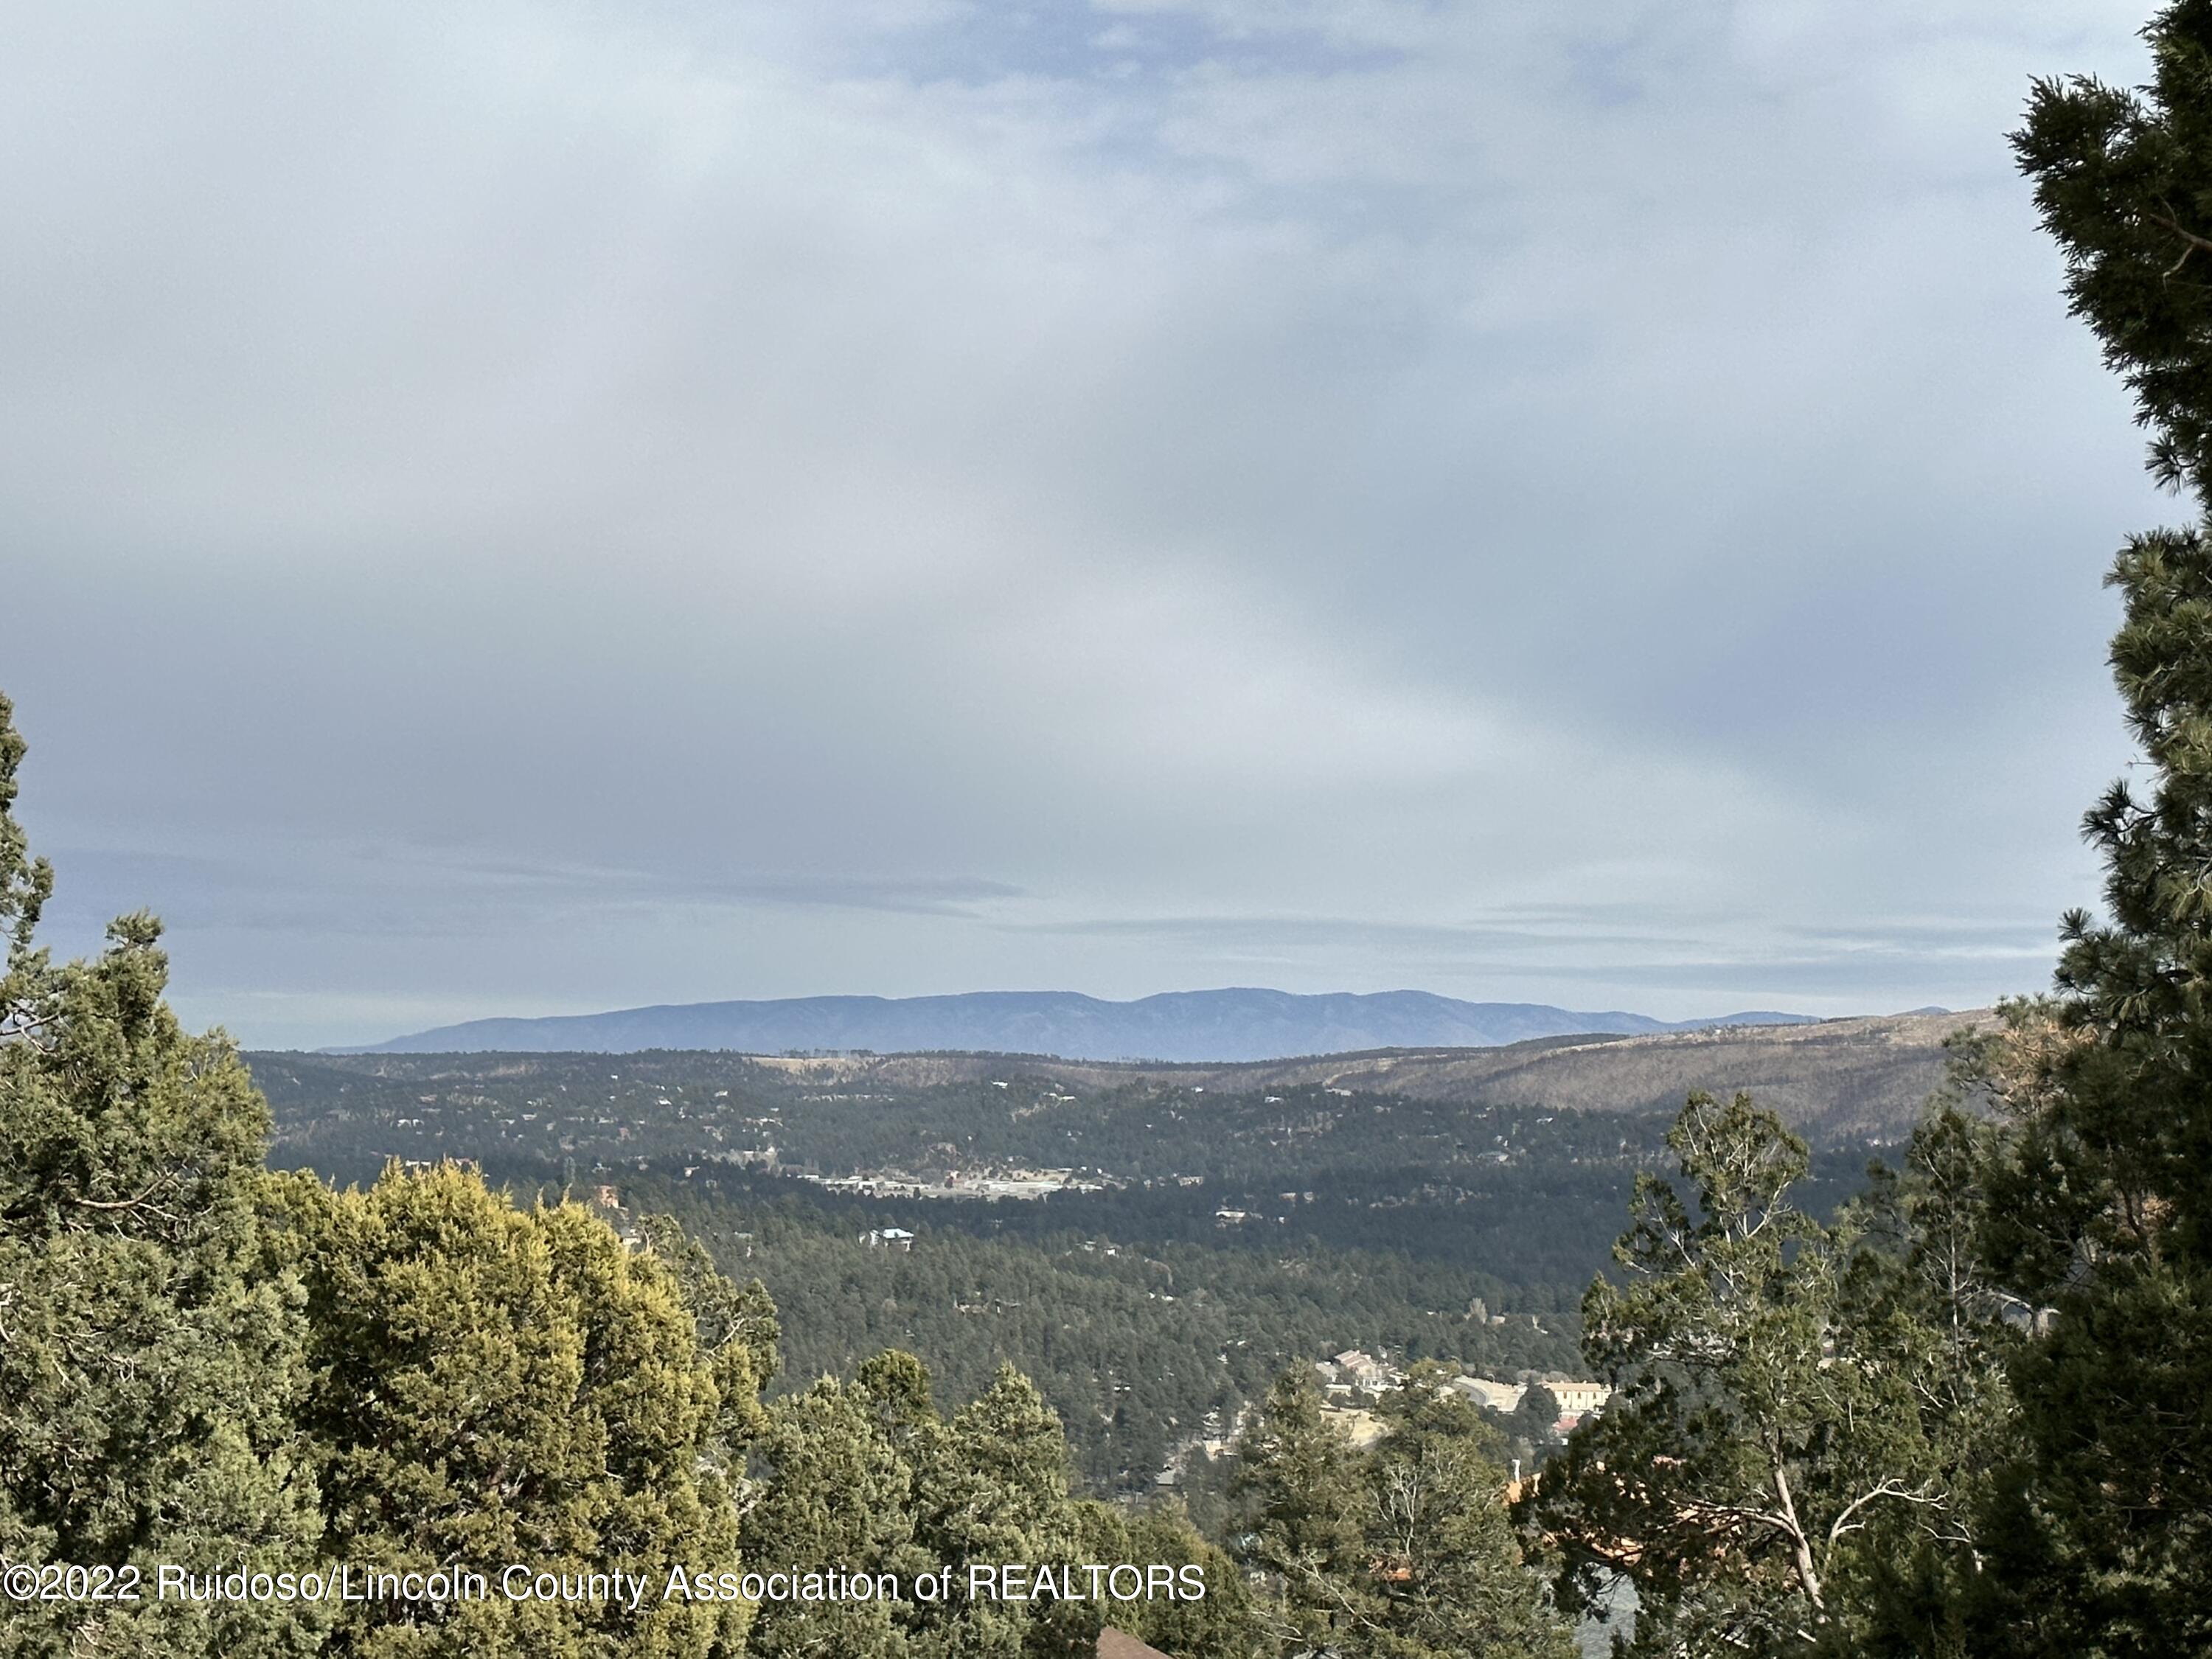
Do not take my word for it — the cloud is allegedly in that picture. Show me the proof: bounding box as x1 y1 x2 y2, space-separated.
0 0 2163 1047
44 845 1023 941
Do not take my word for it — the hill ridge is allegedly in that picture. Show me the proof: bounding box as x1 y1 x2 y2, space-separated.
342 986 1823 1063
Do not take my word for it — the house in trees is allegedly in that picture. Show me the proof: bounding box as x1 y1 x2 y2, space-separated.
1450 1375 1527 1413
1547 1380 1611 1416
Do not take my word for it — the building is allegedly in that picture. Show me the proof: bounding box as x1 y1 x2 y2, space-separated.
1450 1375 1527 1414
1328 1349 1390 1391
1548 1380 1612 1416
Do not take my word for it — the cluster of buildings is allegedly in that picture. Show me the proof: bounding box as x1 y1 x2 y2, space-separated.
1444 1373 1612 1430
1154 1405 1251 1487
804 1164 1108 1201
1315 1348 1402 1395
1150 1352 1617 1490
1311 1349 1612 1436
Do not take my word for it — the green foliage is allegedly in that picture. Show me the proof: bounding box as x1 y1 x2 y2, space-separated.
1974 10 2212 1649
2016 2 2212 497
1361 1380 1576 1659
1233 1368 1571 1659
635 1176 1584 1491
1503 1384 1562 1454
1957 557 2212 1647
744 1374 919 1659
0 694 52 964
253 1047 1907 1500
276 1166 747 1658
1529 1092 2008 1658
252 1048 1882 1289
1232 1371 1366 1655
0 693 324 1659
744 1352 1251 1659
916 1366 1096 1658
1083 1502 1256 1659
636 1211 782 1449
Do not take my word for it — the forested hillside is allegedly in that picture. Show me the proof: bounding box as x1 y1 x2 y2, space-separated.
248 1051 1896 1263
246 1048 1897 1499
619 1176 1585 1489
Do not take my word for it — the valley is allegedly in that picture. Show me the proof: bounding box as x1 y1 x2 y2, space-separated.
246 1009 1980 1493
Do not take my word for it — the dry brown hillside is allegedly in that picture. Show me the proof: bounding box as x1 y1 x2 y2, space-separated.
749 1009 1996 1140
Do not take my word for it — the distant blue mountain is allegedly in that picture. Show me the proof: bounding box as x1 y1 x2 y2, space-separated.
338 989 1818 1062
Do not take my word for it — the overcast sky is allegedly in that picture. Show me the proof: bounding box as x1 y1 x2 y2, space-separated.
1 0 2174 1048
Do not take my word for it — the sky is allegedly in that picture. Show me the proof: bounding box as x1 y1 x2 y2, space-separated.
1 0 2176 1049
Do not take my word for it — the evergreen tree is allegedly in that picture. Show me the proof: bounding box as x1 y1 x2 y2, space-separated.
744 1374 919 1659
1503 1385 1562 1457
1234 1366 1569 1659
0 692 325 1659
743 1351 1242 1659
1231 1370 1368 1655
637 1211 782 1450
1079 1500 1258 1659
1528 1093 2002 1658
2015 2 2212 500
276 1165 747 1658
853 1350 940 1455
1832 1098 2017 1658
1362 1380 1574 1659
908 1365 1091 1659
1971 5 2212 1649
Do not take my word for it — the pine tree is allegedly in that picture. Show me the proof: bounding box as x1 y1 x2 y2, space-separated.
1231 1369 1368 1655
1363 1381 1575 1659
0 692 325 1659
1234 1366 1569 1659
2015 2 2212 500
908 1364 1091 1659
1970 5 2212 1649
1079 1500 1258 1659
1528 1092 2004 1658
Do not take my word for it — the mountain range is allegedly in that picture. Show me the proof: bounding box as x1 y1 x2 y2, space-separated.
341 987 1822 1062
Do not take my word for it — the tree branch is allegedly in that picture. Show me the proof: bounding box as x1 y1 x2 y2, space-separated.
1824 1478 1940 1548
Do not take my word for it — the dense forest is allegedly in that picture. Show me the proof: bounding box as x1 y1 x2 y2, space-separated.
618 1175 1585 1490
249 1052 1883 1278
246 1051 1898 1496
